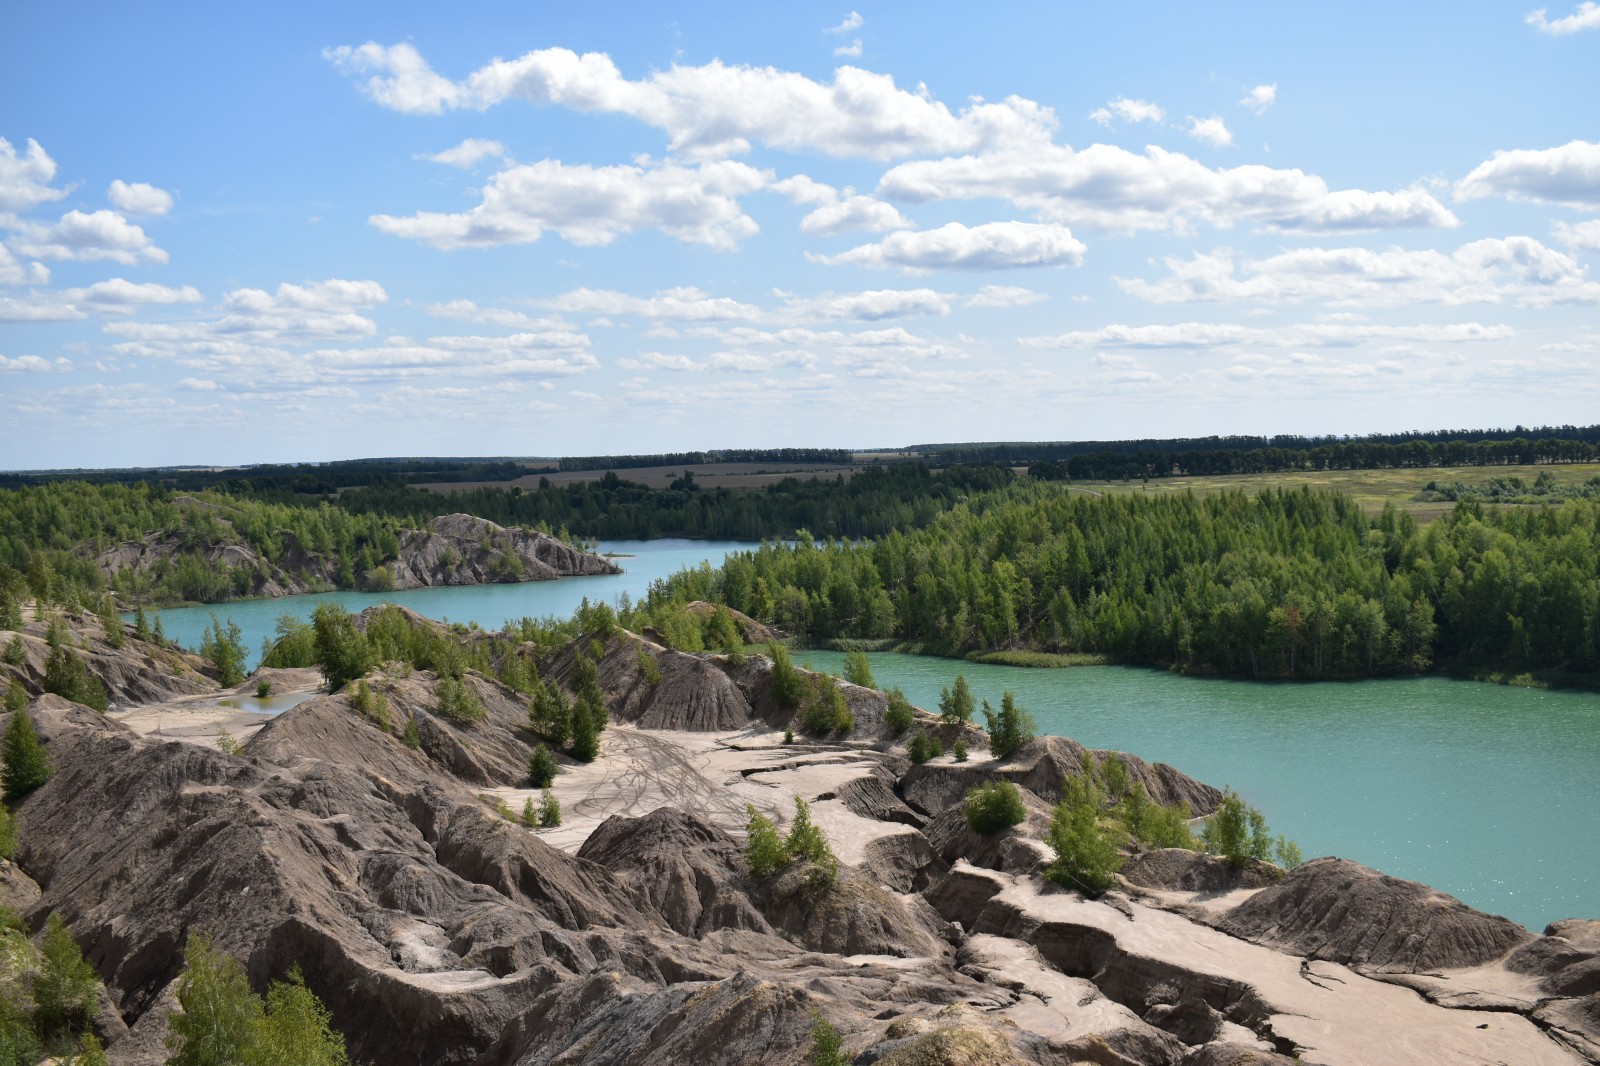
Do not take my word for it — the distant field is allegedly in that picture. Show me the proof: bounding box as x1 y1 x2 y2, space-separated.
413 461 862 493
1088 463 1600 522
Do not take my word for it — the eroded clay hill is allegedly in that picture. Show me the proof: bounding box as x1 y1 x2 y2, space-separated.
95 511 618 599
1 616 1596 1065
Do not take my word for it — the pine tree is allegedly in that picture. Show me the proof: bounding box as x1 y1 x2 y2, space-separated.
2 710 51 800
938 674 974 727
537 788 561 828
31 914 99 1036
527 743 558 788
983 690 1036 760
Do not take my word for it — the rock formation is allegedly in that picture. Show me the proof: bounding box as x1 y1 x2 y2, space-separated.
93 511 619 602
1 612 1594 1065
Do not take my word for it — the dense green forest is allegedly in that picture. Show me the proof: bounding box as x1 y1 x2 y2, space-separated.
0 481 419 606
634 486 1600 681
326 463 1012 541
1027 435 1600 482
0 465 1011 607
919 423 1600 466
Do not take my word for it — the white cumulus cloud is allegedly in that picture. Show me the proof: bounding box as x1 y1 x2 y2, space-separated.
1456 140 1600 210
772 175 912 235
0 354 71 373
542 287 764 322
1088 97 1166 126
1526 2 1600 33
7 210 167 264
826 11 864 34
1117 238 1600 308
811 221 1086 272
1240 84 1277 113
1023 320 1515 351
964 284 1047 307
1554 219 1600 251
326 42 1057 161
0 243 49 285
106 180 174 215
419 139 509 168
371 158 769 250
1186 116 1234 147
834 40 863 58
0 138 67 214
879 142 1458 234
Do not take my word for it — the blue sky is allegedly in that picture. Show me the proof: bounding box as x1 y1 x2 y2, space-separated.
2 2 1598 468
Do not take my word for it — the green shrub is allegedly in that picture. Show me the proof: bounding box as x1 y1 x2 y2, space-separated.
800 676 852 735
435 677 486 726
883 687 914 735
1117 784 1196 850
938 674 974 727
42 645 107 712
784 797 839 888
251 965 353 1065
0 805 15 860
710 605 744 664
3 636 25 667
402 714 421 749
3 680 26 712
255 680 272 699
259 615 316 669
906 729 941 764
1200 788 1279 867
744 805 788 878
767 642 804 709
310 604 372 691
982 690 1036 760
1100 753 1131 800
842 650 876 689
637 645 663 686
200 614 246 687
1275 835 1304 869
810 1012 847 1066
1044 773 1121 895
537 788 561 828
964 780 1027 835
166 933 262 1066
521 796 537 827
527 743 558 788
952 738 968 762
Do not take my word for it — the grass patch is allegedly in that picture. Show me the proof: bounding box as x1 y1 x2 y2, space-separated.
966 650 1108 668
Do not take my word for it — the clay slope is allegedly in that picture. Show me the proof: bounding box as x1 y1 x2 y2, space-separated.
1 607 218 707
95 511 618 601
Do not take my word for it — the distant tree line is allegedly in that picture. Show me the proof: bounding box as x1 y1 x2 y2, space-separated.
915 423 1600 466
641 485 1600 680
1029 436 1600 482
554 448 853 472
328 463 1014 541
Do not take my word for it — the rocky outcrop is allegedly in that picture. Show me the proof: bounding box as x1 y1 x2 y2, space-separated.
5 621 1594 1066
1122 849 1283 894
900 736 1222 820
922 786 1055 876
94 511 617 603
1 609 217 708
386 514 619 589
682 601 780 645
577 808 773 938
1217 857 1533 972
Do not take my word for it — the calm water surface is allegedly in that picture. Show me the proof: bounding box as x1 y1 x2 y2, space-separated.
133 539 756 671
133 543 1598 931
800 650 1599 933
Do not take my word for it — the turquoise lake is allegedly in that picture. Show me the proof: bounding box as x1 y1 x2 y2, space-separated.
800 649 1599 933
136 539 1599 931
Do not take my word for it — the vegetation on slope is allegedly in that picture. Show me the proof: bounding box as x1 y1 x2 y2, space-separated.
640 484 1600 680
